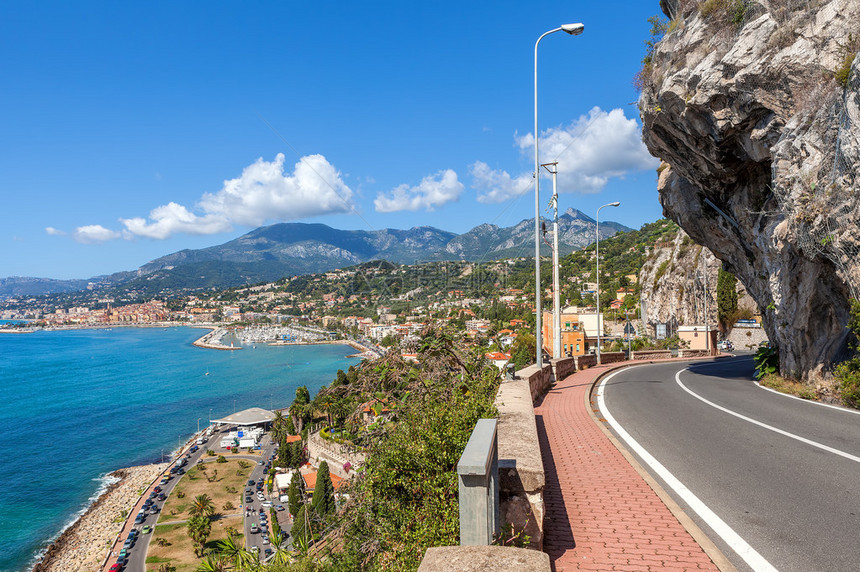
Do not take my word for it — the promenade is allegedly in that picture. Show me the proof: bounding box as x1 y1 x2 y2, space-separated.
535 362 723 571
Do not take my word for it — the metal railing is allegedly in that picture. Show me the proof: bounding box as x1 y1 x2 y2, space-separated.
456 418 499 545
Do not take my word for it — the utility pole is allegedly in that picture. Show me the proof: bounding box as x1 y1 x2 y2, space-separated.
542 161 562 360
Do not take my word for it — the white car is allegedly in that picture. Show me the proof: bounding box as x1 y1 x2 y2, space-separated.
261 500 273 508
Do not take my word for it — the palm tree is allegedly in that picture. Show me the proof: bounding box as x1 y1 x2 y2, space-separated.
190 494 215 517
269 530 293 566
186 514 212 557
271 410 287 443
195 555 229 572
214 534 241 562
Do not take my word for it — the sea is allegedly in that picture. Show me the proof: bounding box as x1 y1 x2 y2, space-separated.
0 326 359 572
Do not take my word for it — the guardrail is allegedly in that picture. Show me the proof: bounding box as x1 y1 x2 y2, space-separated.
456 418 499 545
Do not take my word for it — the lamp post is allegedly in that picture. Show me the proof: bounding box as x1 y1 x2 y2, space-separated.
595 201 620 364
534 22 584 369
197 417 202 434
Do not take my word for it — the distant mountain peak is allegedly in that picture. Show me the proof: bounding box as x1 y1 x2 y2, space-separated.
0 216 632 297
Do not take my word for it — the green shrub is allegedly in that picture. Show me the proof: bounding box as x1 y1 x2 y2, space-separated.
835 51 856 87
216 455 227 463
654 260 671 282
835 299 860 407
753 344 779 380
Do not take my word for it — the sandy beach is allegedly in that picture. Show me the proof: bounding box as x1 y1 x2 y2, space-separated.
32 462 166 572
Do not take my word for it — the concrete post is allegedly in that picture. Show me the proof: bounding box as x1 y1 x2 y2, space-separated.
457 419 499 545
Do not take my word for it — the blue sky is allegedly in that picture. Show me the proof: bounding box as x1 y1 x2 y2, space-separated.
2 1 667 280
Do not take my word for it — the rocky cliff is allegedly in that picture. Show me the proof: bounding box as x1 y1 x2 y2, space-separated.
639 228 759 334
641 0 860 380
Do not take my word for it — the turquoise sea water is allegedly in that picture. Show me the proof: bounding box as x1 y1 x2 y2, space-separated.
0 327 358 572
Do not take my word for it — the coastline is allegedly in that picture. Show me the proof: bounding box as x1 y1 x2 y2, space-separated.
31 463 166 572
191 326 240 351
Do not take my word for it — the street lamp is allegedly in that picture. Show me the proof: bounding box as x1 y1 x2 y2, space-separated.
197 417 202 434
534 22 584 369
595 201 620 364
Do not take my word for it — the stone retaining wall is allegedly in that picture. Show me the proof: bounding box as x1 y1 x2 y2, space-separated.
550 357 577 382
728 325 770 350
495 377 545 550
307 432 365 479
515 364 553 402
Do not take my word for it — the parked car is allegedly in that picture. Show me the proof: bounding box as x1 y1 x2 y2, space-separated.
142 525 152 534
190 445 199 453
261 501 273 508
250 523 259 533
109 563 123 572
247 479 255 486
275 504 285 511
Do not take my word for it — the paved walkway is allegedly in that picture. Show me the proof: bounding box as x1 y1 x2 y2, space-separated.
535 362 721 571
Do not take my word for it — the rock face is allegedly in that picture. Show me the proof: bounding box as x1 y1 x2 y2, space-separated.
640 0 860 380
639 230 719 330
639 228 760 336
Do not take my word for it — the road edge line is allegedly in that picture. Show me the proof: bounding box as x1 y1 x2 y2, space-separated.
583 358 739 572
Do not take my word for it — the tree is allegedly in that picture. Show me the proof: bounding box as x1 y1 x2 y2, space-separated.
716 268 739 332
195 555 229 572
186 514 212 557
272 410 288 444
287 472 302 516
311 461 335 516
189 494 215 517
509 332 536 369
290 504 311 549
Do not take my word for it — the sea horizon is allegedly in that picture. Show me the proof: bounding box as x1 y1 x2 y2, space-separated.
0 326 359 572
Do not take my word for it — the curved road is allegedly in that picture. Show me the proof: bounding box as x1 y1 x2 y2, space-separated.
597 356 860 572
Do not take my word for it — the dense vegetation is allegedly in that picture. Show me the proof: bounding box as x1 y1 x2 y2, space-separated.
197 328 501 571
835 299 860 407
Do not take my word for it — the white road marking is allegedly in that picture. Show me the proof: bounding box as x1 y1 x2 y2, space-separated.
597 368 778 572
690 359 860 417
676 369 860 465
754 381 860 416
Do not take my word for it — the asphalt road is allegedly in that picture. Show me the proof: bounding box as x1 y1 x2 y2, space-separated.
116 428 288 572
119 437 208 572
597 356 860 572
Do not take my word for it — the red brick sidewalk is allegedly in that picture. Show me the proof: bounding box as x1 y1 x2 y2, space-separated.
535 363 721 571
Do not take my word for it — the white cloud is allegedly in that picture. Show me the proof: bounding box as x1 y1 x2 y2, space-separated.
120 202 231 240
474 107 658 203
45 227 65 236
471 161 533 204
73 152 355 242
198 153 353 227
374 169 464 213
73 225 121 244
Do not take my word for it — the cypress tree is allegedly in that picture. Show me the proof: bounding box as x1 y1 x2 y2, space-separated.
311 461 335 516
291 504 308 545
287 473 302 517
717 268 739 331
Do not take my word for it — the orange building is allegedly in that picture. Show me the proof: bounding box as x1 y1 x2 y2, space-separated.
541 311 587 357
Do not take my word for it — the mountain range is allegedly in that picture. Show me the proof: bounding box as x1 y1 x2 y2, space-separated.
2 208 630 298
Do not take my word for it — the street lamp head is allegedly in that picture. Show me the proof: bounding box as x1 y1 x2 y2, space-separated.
561 23 585 35
609 201 621 207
